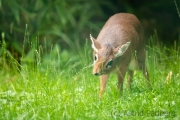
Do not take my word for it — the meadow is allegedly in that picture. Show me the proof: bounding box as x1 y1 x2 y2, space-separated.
0 32 180 120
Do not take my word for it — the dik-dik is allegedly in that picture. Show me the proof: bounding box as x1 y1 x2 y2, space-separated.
90 13 150 98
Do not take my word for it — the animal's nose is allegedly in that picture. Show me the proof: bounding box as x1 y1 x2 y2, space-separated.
94 73 99 76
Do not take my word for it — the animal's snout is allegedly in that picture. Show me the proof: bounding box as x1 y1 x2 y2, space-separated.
93 64 101 76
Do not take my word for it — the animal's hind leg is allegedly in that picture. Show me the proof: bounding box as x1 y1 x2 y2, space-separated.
137 48 150 87
127 69 133 90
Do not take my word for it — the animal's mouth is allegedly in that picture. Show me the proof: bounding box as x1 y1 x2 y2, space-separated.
93 71 105 76
94 73 100 76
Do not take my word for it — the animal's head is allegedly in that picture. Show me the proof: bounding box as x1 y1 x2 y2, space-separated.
90 34 131 76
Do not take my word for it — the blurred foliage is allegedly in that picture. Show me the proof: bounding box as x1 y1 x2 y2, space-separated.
1 0 180 49
0 0 180 70
0 0 109 51
0 0 111 69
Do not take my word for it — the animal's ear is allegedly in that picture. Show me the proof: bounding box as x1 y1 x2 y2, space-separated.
114 41 131 58
90 34 101 52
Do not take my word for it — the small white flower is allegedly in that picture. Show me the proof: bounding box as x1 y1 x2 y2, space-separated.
165 101 169 105
153 97 157 101
76 86 84 92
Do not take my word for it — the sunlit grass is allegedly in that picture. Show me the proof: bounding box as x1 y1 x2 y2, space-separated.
0 34 180 119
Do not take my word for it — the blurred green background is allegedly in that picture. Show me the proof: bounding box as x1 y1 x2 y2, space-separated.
0 0 180 64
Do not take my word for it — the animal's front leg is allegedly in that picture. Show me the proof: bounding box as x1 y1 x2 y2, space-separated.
99 74 109 99
117 66 128 94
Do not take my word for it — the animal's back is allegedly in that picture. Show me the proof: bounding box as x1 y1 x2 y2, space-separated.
96 13 144 50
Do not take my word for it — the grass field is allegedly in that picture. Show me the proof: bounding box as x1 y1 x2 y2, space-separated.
0 34 180 119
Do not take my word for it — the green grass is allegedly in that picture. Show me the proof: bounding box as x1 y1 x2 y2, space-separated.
0 35 180 119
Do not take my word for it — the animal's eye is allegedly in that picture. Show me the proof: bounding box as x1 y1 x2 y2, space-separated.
106 59 113 69
94 54 98 61
94 56 97 61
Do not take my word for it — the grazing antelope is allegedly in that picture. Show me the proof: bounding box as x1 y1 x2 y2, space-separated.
90 13 150 98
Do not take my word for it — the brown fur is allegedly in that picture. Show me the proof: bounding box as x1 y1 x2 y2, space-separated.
90 13 150 98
